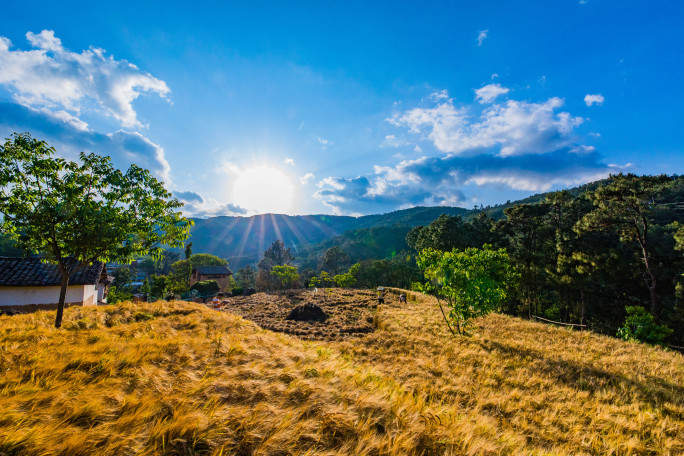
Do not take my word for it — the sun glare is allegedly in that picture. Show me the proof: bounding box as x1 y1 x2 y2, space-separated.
232 166 295 214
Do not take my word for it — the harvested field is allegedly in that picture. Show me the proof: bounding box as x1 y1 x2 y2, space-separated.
220 288 392 340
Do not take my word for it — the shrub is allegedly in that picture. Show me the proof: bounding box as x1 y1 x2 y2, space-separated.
189 280 220 296
617 306 673 345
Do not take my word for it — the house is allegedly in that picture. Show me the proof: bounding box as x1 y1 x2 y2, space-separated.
190 265 233 291
0 257 110 312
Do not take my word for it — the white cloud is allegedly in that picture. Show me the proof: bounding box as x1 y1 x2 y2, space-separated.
284 157 295 166
474 83 510 103
477 30 489 46
317 136 332 148
174 191 248 218
300 172 315 185
584 94 604 106
0 30 169 129
388 91 583 157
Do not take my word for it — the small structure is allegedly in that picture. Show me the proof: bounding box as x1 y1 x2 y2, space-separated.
190 265 233 292
0 257 110 312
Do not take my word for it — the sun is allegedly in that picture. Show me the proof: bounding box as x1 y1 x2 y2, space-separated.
232 166 295 214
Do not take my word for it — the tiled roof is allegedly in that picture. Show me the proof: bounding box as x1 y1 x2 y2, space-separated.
194 265 232 275
0 257 105 287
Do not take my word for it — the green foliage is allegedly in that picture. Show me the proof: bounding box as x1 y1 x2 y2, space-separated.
189 253 228 268
0 133 192 327
320 246 350 275
334 263 360 288
617 306 673 345
417 246 518 335
235 265 256 289
112 266 132 289
256 240 295 291
170 259 192 293
149 274 171 299
106 286 133 305
271 265 301 289
189 280 220 296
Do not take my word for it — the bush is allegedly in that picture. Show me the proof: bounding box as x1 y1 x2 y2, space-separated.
232 286 244 296
107 286 133 305
189 280 220 296
617 306 673 345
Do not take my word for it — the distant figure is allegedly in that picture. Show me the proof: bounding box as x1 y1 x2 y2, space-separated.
377 289 386 305
212 293 222 311
399 294 407 304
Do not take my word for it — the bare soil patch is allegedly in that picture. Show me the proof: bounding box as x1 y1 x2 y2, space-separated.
220 288 381 340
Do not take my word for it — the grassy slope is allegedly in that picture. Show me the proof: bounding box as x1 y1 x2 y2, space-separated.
0 293 682 455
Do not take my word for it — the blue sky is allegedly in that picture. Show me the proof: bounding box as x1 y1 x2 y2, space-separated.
1 1 682 216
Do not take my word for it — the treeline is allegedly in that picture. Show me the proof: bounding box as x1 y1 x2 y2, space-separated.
406 173 684 345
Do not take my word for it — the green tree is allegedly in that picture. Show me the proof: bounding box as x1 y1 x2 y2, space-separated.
112 266 132 289
189 253 228 268
149 274 171 299
170 259 192 293
417 246 518 335
235 265 257 289
271 265 301 289
184 242 193 259
334 263 360 288
0 133 192 327
320 246 350 275
578 173 671 317
256 240 295 291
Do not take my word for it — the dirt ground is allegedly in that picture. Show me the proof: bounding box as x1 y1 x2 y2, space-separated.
219 288 390 340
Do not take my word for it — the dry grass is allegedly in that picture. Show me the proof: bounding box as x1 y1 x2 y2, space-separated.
0 291 682 455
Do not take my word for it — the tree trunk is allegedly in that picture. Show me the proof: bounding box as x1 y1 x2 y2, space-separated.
55 274 69 328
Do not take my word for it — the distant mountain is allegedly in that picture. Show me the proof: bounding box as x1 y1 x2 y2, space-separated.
187 206 470 269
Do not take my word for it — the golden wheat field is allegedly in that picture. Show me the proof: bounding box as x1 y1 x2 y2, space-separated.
0 289 682 456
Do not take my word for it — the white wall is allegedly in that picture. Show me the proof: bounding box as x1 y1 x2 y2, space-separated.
0 284 98 307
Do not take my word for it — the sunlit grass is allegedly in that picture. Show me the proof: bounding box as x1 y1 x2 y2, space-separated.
0 293 682 455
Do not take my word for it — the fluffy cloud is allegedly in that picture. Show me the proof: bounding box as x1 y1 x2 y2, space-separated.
316 149 610 214
0 30 169 129
284 157 295 166
478 30 489 46
174 190 248 218
388 92 583 157
317 88 610 214
584 94 604 106
0 101 172 182
475 83 509 103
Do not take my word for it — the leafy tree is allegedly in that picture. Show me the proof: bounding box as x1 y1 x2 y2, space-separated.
149 274 171 299
170 259 192 293
271 265 301 289
189 253 228 268
617 306 673 345
112 266 132 289
578 173 671 317
235 265 257 289
184 242 193 259
0 133 192 327
334 263 360 288
320 246 350 275
407 214 469 252
106 286 133 305
256 240 295 291
257 240 294 269
495 203 553 317
417 246 518 335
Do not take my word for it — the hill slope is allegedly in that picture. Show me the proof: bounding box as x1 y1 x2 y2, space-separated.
188 206 469 268
1 293 681 455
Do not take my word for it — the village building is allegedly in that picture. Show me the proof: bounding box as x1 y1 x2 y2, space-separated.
190 265 233 291
0 257 110 312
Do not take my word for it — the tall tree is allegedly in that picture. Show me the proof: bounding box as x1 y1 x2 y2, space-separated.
577 173 671 317
319 246 350 275
0 133 192 327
